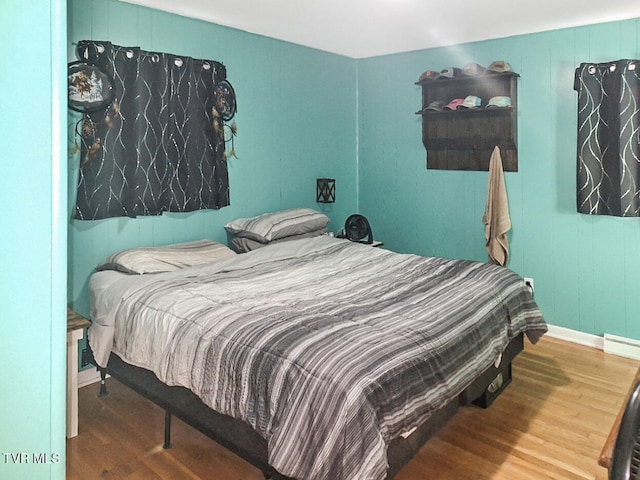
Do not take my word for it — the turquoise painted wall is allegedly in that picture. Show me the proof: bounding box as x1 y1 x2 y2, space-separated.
67 0 358 315
0 3 634 477
358 19 640 341
68 0 640 343
0 1 67 479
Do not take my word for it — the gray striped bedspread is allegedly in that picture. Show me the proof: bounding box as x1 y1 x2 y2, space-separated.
88 235 547 480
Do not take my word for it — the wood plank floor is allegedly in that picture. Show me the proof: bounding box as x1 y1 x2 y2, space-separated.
67 336 639 480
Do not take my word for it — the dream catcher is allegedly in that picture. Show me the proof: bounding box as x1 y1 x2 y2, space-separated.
67 42 117 165
213 79 239 159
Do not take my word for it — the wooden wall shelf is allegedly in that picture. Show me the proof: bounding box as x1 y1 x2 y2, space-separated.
416 72 519 171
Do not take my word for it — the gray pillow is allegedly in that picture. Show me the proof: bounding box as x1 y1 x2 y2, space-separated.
230 228 327 253
224 208 330 243
96 239 236 274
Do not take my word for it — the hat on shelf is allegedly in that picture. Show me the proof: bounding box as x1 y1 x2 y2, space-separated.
439 67 462 78
487 61 513 73
457 95 482 109
424 100 447 111
486 96 512 108
443 98 465 110
418 70 441 81
461 62 487 75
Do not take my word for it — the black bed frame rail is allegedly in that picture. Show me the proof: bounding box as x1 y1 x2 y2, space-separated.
100 355 291 480
94 333 524 480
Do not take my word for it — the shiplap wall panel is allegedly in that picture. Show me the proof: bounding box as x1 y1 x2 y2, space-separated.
1 2 67 478
67 0 359 315
358 18 640 341
623 221 640 339
67 1 640 341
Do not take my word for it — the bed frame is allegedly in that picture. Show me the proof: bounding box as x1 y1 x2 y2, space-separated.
95 333 524 480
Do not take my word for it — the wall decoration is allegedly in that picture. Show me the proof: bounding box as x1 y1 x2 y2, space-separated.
316 178 336 203
67 61 114 113
212 79 238 159
416 63 519 171
70 40 233 220
214 80 237 121
574 59 640 217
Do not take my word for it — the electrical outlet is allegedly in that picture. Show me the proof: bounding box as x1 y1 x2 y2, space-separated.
524 277 534 295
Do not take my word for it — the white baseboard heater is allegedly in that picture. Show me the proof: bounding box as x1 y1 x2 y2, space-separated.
603 333 640 361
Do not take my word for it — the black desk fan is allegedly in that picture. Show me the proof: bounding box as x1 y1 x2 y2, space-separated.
338 214 373 244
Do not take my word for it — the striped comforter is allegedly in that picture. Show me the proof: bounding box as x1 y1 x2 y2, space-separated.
89 235 547 480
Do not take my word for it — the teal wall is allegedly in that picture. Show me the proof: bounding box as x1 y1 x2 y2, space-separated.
67 0 358 315
358 19 640 341
0 1 67 479
67 0 640 345
0 3 635 477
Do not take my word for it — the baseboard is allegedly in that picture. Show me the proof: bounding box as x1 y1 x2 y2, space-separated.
78 367 107 388
545 324 604 350
603 333 640 361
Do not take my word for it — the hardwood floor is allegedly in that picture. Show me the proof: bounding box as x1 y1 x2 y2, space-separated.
67 336 639 479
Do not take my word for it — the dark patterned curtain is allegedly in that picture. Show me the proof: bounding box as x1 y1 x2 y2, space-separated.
73 40 230 220
574 59 640 217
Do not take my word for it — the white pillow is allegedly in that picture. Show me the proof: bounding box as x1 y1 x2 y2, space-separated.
224 208 330 243
96 239 236 274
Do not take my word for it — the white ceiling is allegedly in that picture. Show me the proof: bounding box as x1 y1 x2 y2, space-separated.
121 0 640 58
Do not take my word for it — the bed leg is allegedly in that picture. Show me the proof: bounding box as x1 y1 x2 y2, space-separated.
98 367 108 397
163 410 172 449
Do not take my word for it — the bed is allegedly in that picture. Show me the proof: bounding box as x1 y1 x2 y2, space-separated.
87 232 547 480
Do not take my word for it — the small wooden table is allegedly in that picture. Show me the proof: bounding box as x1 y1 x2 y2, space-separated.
67 308 91 438
599 365 640 470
